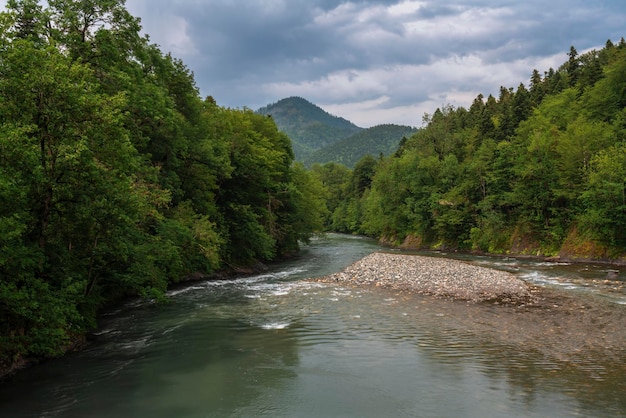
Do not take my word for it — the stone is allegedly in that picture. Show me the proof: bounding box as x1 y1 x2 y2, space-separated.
315 252 532 304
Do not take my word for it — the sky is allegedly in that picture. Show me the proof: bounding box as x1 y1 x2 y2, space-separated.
4 1 626 127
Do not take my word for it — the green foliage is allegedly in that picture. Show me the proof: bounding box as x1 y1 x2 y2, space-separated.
331 41 626 257
580 143 626 246
213 109 297 264
279 163 328 251
362 154 417 238
157 201 223 279
0 1 326 367
311 162 351 227
257 96 363 159
319 155 379 234
303 124 418 168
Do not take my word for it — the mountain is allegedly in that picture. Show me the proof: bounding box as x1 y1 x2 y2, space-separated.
257 97 363 159
302 124 419 168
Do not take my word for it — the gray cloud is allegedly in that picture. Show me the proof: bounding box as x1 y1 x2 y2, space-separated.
1 0 624 126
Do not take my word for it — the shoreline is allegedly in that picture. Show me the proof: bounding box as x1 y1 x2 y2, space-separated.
4 251 624 380
312 251 626 363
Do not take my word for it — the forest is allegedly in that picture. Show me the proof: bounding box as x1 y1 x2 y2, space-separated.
1 0 625 373
317 39 626 260
257 97 417 168
257 96 363 160
0 0 325 370
302 124 418 168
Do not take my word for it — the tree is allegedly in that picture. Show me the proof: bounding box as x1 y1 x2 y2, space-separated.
362 155 415 239
479 95 497 139
0 39 165 361
567 45 580 87
46 0 145 66
280 163 327 250
512 83 532 127
358 42 626 256
577 51 603 88
529 69 545 105
581 144 626 246
582 48 626 122
2 0 49 45
310 162 351 228
350 155 378 196
212 109 299 263
0 0 329 368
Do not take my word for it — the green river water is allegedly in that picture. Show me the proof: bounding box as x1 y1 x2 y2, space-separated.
0 234 625 417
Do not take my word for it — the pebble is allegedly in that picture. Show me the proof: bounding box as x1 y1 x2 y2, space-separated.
316 252 532 304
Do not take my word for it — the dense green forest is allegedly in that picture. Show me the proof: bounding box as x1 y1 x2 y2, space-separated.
258 98 415 167
302 124 418 168
0 0 326 370
257 97 363 159
318 40 626 259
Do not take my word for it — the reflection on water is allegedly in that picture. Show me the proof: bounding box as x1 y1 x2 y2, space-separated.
0 234 625 417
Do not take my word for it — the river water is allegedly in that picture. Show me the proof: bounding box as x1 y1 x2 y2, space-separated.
1 234 625 417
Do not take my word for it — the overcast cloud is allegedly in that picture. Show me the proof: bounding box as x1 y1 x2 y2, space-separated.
3 0 626 127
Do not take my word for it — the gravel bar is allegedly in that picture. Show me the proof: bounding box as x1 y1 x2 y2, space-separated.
316 252 532 303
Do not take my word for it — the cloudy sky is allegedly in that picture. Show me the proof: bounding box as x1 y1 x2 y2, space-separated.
5 1 626 127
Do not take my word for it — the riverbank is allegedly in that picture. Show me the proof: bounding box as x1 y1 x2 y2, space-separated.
381 231 626 267
313 251 626 363
315 252 534 304
0 257 278 382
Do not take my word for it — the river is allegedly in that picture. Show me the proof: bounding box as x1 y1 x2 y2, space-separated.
0 234 625 417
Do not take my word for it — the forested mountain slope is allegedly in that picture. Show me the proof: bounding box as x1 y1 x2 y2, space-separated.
303 124 418 168
257 97 363 159
319 39 626 260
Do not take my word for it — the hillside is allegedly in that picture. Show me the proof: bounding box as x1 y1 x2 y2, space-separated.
303 124 418 168
326 39 626 260
257 97 363 159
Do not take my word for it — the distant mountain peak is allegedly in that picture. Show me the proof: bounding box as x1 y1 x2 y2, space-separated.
257 97 363 159
258 96 360 129
257 97 417 166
